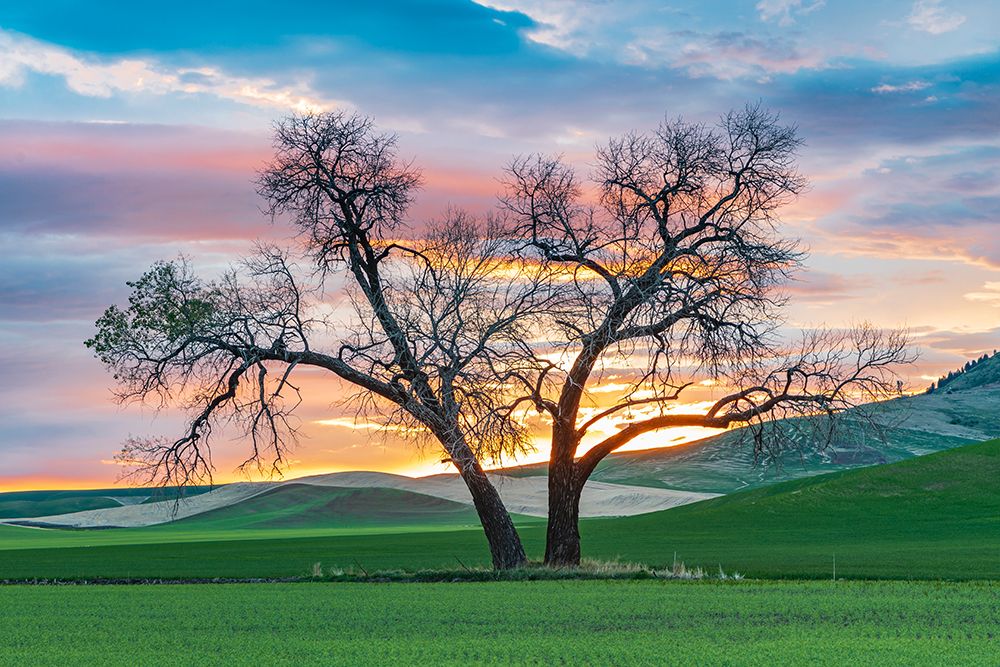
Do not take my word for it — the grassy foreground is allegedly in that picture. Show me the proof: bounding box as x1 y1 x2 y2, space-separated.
1 580 996 665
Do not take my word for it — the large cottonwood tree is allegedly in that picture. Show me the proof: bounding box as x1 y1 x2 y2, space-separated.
87 113 548 569
499 105 911 565
89 106 910 571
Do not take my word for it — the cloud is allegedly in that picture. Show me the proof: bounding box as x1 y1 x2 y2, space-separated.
3 1 1000 487
784 271 874 304
907 0 966 35
626 30 829 81
964 282 1000 306
471 0 620 54
917 327 1000 356
474 1 833 80
871 80 931 93
0 29 342 112
798 143 1000 269
756 0 826 26
0 120 273 241
473 1 583 52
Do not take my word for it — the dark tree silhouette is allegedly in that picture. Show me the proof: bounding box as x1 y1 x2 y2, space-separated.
499 105 913 565
87 106 912 571
87 113 551 569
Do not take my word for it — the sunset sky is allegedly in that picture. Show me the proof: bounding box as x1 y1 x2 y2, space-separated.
2 0 999 490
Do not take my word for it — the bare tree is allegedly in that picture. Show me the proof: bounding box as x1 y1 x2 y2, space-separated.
87 106 911 571
87 112 550 569
500 104 913 566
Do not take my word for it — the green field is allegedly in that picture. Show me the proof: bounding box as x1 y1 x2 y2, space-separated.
1 440 997 666
1 440 996 581
1 580 996 665
585 437 1000 579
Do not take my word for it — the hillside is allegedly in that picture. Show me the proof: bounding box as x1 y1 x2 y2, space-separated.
5 471 715 530
937 350 1000 392
7 354 997 530
172 484 488 531
0 486 213 519
0 439 995 581
508 353 1000 492
579 438 1000 579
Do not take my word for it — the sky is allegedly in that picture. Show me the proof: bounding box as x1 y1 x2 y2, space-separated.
1 0 999 490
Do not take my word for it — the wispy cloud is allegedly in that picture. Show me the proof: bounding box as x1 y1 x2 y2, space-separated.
871 80 931 93
917 326 1000 355
626 30 829 81
471 0 603 53
964 282 1000 305
0 29 342 112
784 271 874 305
907 0 966 35
756 0 826 26
0 121 273 241
474 0 833 80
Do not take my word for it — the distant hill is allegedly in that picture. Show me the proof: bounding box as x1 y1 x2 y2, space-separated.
8 353 998 524
931 350 1000 393
172 484 486 531
4 471 716 529
580 438 1000 579
0 486 213 519
507 352 1000 493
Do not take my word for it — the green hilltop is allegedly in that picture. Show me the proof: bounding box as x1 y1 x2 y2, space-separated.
931 350 1000 393
172 484 490 531
580 438 1000 579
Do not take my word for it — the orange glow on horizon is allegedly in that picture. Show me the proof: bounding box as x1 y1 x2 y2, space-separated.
0 422 725 493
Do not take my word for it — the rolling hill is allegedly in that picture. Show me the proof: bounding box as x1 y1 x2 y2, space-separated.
4 471 715 529
5 353 996 535
0 486 213 519
172 484 489 531
579 437 1000 579
507 353 1000 493
0 439 995 581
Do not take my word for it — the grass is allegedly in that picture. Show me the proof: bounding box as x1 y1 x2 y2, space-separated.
0 580 996 665
1 440 996 665
0 439 996 582
578 437 1000 579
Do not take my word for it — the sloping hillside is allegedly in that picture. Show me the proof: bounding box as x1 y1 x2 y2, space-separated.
172 484 487 530
579 438 1000 579
937 350 1000 392
0 440 994 581
0 486 213 519
509 353 1000 492
8 472 716 529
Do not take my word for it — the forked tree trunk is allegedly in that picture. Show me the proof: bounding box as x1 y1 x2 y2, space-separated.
543 457 583 566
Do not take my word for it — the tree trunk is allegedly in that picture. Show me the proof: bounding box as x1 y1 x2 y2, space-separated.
458 464 529 570
544 456 583 566
439 426 527 570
